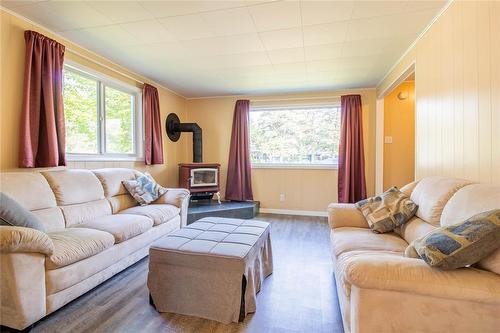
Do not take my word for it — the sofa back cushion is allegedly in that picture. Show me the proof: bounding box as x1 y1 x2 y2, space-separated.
0 172 65 232
399 217 437 245
410 177 474 226
42 170 111 227
441 183 500 275
92 168 141 213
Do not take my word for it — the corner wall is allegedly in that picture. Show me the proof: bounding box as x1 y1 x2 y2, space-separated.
186 89 377 212
0 10 188 187
376 1 500 185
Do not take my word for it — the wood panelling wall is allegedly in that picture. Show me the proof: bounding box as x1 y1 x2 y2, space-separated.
379 1 500 185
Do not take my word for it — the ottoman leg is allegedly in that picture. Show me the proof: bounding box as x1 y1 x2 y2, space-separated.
238 275 247 322
149 293 157 310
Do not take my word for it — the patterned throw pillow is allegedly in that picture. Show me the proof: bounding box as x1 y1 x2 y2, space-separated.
406 209 500 270
122 173 167 206
355 187 418 233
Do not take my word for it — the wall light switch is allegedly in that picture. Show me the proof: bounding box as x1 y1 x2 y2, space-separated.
384 136 393 144
279 194 286 202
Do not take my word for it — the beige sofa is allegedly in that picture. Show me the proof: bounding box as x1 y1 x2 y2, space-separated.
328 177 500 333
0 168 190 330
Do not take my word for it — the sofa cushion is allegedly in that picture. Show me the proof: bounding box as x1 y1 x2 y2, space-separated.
341 251 500 304
330 227 408 257
0 172 65 231
47 228 115 269
441 184 500 227
123 173 166 206
400 180 419 197
74 214 153 243
398 217 437 244
119 204 180 226
0 193 46 231
355 187 417 233
92 168 139 197
410 177 474 226
42 170 105 206
410 209 500 270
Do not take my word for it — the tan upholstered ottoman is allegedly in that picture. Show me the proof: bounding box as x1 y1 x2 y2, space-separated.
147 217 273 323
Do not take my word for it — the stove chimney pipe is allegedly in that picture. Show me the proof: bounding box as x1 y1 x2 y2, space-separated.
165 113 203 163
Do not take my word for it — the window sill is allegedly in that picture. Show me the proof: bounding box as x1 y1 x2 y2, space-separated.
251 164 338 170
66 155 143 163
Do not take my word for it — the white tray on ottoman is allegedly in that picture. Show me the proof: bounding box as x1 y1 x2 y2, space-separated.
147 216 273 323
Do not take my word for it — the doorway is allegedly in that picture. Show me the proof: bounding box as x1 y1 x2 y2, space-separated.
382 74 415 190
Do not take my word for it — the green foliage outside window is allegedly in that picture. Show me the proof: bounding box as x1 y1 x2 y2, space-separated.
63 68 135 155
249 107 340 165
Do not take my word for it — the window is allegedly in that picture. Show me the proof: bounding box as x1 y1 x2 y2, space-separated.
249 105 341 168
63 63 142 160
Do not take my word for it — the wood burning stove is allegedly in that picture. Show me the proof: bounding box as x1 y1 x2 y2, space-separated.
166 113 221 203
178 163 221 203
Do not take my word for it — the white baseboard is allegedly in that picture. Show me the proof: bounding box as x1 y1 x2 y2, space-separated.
259 208 328 217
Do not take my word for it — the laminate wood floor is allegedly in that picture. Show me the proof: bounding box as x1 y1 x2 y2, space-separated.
6 214 344 333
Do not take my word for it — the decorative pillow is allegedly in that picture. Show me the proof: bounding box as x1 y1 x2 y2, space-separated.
355 187 418 233
122 173 167 206
406 209 500 270
0 192 46 232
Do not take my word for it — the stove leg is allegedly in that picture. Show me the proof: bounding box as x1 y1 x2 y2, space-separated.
215 191 221 205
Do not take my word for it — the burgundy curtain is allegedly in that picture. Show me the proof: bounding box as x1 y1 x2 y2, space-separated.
338 95 367 203
225 100 253 201
19 30 66 167
143 83 164 165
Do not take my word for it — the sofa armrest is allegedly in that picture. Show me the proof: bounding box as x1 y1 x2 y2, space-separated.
343 252 500 304
327 203 368 229
1 252 47 329
153 188 191 227
0 226 54 256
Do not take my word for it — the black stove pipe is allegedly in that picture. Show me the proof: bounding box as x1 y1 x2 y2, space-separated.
166 113 203 163
178 123 202 163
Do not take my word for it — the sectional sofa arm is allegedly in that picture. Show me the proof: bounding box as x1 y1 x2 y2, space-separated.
327 203 368 229
154 188 191 227
154 188 190 207
343 253 500 304
0 226 54 256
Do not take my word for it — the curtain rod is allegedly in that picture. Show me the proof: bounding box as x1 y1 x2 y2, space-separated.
66 48 145 85
250 95 340 103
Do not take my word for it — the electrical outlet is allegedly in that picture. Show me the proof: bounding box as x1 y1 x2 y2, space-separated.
384 136 393 144
279 193 286 202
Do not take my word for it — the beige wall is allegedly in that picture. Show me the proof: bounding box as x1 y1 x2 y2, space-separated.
186 89 377 212
0 10 188 187
377 1 500 185
383 81 415 190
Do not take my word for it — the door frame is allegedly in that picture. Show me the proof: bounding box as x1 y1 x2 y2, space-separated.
375 62 415 194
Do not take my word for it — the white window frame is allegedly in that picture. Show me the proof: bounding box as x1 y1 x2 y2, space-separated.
249 104 341 170
64 61 143 162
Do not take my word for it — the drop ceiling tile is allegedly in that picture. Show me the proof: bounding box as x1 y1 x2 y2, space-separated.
195 52 271 69
248 1 301 31
11 1 112 31
341 39 387 57
303 22 348 46
259 27 303 50
158 14 215 41
301 1 354 26
138 1 246 18
63 26 141 48
0 0 41 9
267 47 304 64
304 43 343 61
405 0 447 12
351 1 408 19
272 62 307 75
201 7 256 36
181 33 265 57
346 9 437 41
86 1 151 23
119 20 177 44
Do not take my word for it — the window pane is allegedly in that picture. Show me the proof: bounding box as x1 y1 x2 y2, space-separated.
104 86 134 154
63 70 98 154
249 106 340 165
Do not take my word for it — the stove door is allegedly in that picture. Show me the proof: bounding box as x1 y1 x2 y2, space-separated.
190 168 218 187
